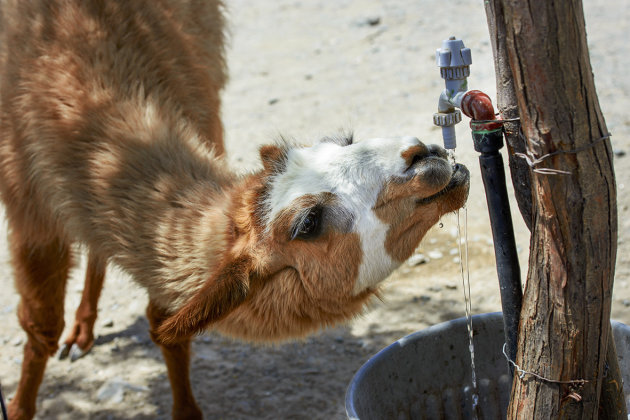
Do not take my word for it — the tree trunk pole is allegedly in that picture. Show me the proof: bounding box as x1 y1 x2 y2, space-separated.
481 0 620 418
483 0 533 231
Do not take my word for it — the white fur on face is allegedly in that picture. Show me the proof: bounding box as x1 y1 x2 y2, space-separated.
265 136 423 294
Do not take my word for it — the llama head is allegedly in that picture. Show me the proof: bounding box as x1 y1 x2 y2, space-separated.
156 135 469 343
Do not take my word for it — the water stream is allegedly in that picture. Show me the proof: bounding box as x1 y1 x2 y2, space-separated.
450 149 480 418
456 207 479 417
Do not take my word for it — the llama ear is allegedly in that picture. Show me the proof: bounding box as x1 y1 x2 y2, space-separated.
259 144 287 173
155 256 251 344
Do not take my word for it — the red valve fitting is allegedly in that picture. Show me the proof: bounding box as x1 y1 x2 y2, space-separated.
461 90 494 120
461 90 502 131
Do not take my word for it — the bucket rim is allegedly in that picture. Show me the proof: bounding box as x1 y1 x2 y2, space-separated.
345 312 630 419
345 312 503 419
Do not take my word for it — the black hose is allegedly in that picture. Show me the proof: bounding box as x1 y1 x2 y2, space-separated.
472 126 523 378
0 382 8 420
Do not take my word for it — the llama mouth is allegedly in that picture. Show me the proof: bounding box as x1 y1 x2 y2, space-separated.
415 163 470 205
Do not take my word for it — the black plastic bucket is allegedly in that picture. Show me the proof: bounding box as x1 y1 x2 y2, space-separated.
346 312 630 419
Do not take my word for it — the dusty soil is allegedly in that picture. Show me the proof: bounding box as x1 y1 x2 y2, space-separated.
1 0 629 419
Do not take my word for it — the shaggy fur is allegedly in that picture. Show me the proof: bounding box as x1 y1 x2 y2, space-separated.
0 1 469 419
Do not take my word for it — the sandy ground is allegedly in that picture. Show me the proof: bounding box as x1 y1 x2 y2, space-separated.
1 0 629 418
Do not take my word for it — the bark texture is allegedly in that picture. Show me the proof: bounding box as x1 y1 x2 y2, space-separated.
484 0 619 418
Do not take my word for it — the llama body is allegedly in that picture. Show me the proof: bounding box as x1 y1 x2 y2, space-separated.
0 0 227 310
0 1 469 419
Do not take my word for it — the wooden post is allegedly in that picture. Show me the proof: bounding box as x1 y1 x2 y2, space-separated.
482 0 622 417
483 0 533 231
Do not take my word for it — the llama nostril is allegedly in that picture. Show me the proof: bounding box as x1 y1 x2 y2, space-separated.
410 153 423 167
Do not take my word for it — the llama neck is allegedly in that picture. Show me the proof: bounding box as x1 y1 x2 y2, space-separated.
81 111 240 310
133 183 235 311
138 170 266 312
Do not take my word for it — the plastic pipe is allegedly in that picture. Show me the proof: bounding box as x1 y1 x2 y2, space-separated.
470 118 523 379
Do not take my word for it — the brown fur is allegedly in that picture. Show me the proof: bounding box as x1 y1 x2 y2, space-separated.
376 175 469 261
1 1 230 418
0 1 468 419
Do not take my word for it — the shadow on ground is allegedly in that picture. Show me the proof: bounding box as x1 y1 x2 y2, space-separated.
2 310 433 420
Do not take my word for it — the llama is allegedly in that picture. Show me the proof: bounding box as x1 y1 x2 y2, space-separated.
0 1 470 419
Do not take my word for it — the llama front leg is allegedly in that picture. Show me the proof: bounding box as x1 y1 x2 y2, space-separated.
7 232 72 420
58 253 106 361
147 302 203 420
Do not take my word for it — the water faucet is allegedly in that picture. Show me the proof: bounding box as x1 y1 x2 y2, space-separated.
433 37 472 149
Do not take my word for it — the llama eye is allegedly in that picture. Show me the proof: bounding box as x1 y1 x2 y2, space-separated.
292 207 323 240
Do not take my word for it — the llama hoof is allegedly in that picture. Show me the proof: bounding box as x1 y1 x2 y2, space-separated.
58 343 91 361
69 343 91 361
57 343 71 360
